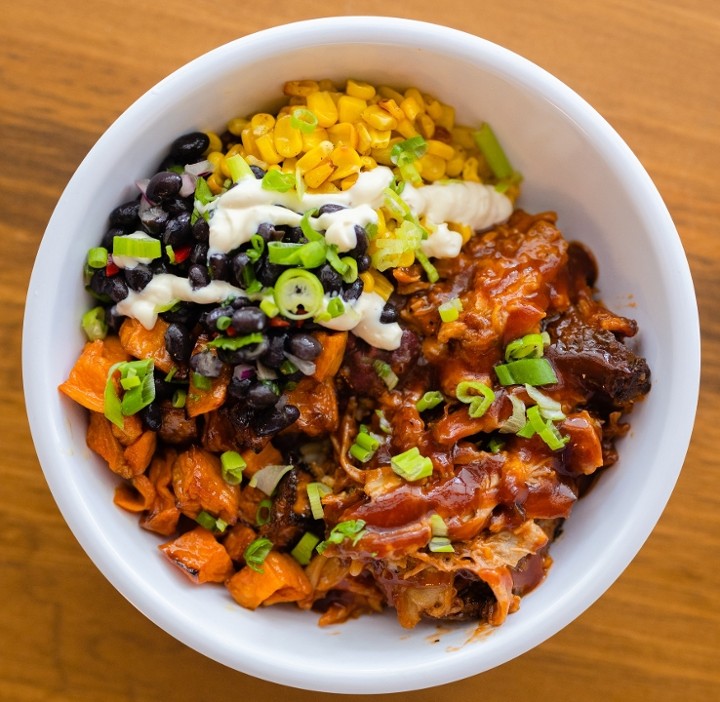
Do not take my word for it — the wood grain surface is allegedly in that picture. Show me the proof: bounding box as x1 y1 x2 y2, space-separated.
2 1 718 700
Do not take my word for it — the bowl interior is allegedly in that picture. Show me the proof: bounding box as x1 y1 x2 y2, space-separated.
23 16 699 694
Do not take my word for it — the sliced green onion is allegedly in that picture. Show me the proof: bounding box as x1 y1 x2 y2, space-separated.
103 359 156 428
372 359 399 391
120 374 141 390
325 245 350 276
327 296 345 318
349 427 381 463
375 409 392 434
171 388 187 409
518 405 570 451
473 123 514 180
273 269 325 320
290 107 318 134
391 136 427 166
245 234 266 263
267 240 327 268
244 537 273 573
499 394 527 433
81 306 108 341
504 332 550 362
298 241 328 268
495 358 558 387
390 447 433 481
164 366 178 382
195 510 228 533
456 381 495 418
154 298 180 314
316 519 366 554
429 513 448 537
220 450 247 485
261 169 296 192
255 498 272 526
194 176 215 205
438 297 463 323
87 247 108 269
259 296 280 318
487 437 505 454
428 536 454 553
225 153 254 183
525 384 565 421
383 186 413 221
340 256 358 284
207 332 265 350
216 315 232 331
306 482 332 520
280 359 298 375
191 372 212 390
414 248 439 283
112 235 161 260
300 209 324 242
248 464 293 496
291 532 320 565
416 391 444 412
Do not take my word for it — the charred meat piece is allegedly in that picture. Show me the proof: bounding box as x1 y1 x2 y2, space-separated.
259 468 313 549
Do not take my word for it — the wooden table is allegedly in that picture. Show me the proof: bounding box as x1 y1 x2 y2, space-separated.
2 1 718 699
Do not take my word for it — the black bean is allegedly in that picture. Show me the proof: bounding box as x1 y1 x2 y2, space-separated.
256 403 300 436
245 381 280 408
261 334 287 368
192 217 209 242
350 225 369 257
200 306 233 332
170 132 210 165
341 277 364 301
146 171 183 203
209 252 230 281
227 376 253 400
257 222 284 242
232 252 251 285
124 263 153 292
140 402 162 432
250 165 266 179
151 259 169 275
160 301 200 327
380 302 399 324
357 254 371 273
153 374 172 402
231 306 268 334
318 263 343 293
163 212 192 247
190 242 209 265
189 350 224 378
139 205 168 235
317 203 347 216
89 268 111 298
231 296 253 309
164 195 193 217
109 200 140 230
188 263 211 290
287 332 322 361
104 307 125 335
165 323 192 363
101 227 124 251
282 226 305 244
106 275 129 303
256 259 284 287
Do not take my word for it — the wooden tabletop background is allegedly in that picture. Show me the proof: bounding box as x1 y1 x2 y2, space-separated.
2 1 718 700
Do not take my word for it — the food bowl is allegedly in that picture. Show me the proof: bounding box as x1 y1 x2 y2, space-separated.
23 16 700 694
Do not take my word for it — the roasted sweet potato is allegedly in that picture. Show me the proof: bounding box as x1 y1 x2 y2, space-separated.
118 317 174 373
186 363 231 418
226 551 312 609
141 450 180 536
283 377 338 436
222 524 258 563
113 475 155 513
312 331 347 382
59 338 130 413
160 526 235 584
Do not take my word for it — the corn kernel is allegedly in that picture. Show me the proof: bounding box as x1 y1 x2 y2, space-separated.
425 99 444 122
204 131 223 155
337 95 367 124
207 172 225 195
446 147 466 177
403 96 426 122
362 105 398 131
273 114 304 158
327 122 358 149
241 126 258 159
250 113 276 136
355 122 373 154
359 271 375 293
318 78 336 92
452 126 476 150
395 118 419 140
371 137 401 167
206 151 224 169
416 113 436 140
367 127 391 149
306 91 338 128
449 222 474 245
405 87 426 108
437 103 455 131
426 139 455 160
377 98 405 122
418 153 446 181
378 85 405 103
369 269 394 300
283 80 319 97
330 145 362 180
375 208 387 237
398 249 416 267
340 174 359 190
227 117 248 136
300 127 328 151
255 133 283 165
296 140 334 173
462 156 481 182
360 155 377 171
346 79 376 101
307 177 339 194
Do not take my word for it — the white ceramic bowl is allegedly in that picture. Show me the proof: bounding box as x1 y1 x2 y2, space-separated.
23 16 700 694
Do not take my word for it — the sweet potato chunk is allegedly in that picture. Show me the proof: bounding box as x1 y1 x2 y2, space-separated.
283 377 338 436
312 331 347 381
141 450 181 536
160 526 234 584
226 551 312 609
59 338 130 413
172 446 241 524
118 317 174 373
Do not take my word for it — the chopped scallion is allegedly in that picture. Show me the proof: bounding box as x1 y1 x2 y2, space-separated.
495 358 558 387
220 450 246 485
81 306 108 341
290 107 319 134
112 235 161 260
255 498 272 526
455 380 495 418
372 359 399 391
473 123 514 181
504 332 550 362
306 482 332 520
207 332 265 350
87 247 108 269
414 248 439 283
429 513 448 537
428 536 455 553
390 447 433 481
103 359 156 428
261 169 296 193
171 388 187 409
248 464 293 496
191 372 212 391
291 532 320 565
273 268 325 320
416 391 444 412
244 537 273 573
225 153 254 183
438 297 463 323
327 296 345 318
316 519 366 554
196 510 228 534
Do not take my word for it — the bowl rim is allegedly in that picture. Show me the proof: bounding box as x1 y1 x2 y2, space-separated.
23 15 701 694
